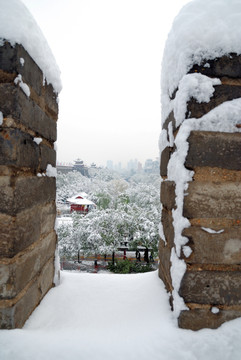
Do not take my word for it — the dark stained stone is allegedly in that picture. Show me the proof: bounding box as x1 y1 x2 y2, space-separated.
187 84 241 119
161 181 176 210
179 270 241 305
185 131 241 171
182 225 241 264
188 53 241 79
178 308 241 331
183 181 241 219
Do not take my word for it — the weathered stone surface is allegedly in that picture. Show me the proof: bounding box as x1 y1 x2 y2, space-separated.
179 270 241 305
15 177 56 212
0 127 56 172
38 257 55 297
159 210 175 292
160 50 241 330
190 217 241 228
162 111 176 132
185 131 241 171
192 167 241 183
0 69 16 84
0 84 57 141
187 84 241 119
40 201 56 236
0 176 56 215
39 144 56 171
0 128 39 169
0 201 56 258
0 42 58 118
182 226 241 264
178 308 241 330
189 53 241 79
183 182 241 219
0 42 42 95
159 240 173 293
0 256 54 329
43 82 58 120
0 231 56 299
0 210 40 258
161 209 174 246
0 42 58 330
161 181 176 210
160 147 171 177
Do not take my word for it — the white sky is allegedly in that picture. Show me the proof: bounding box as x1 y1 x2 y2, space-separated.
21 0 190 167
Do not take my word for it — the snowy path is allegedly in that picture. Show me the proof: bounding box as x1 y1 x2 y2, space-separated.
1 271 241 360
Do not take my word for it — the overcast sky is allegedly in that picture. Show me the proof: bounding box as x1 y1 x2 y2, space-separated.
21 0 190 167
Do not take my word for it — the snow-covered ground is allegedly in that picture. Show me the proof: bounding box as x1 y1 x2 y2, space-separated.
1 271 241 360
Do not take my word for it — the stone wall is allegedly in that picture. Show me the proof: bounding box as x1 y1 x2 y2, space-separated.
0 42 58 329
159 54 241 330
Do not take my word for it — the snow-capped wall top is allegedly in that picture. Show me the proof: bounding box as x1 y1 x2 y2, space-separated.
161 0 241 115
0 0 62 93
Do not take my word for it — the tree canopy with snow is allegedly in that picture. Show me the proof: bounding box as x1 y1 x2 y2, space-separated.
56 169 160 260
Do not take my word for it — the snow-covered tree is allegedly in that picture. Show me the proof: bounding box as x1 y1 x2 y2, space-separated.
56 168 160 260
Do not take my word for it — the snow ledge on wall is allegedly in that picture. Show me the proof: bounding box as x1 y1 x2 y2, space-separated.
0 0 62 93
161 0 241 124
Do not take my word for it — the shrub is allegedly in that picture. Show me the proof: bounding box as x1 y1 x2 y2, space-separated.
107 259 154 274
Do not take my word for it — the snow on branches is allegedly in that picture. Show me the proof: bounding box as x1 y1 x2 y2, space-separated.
56 169 160 259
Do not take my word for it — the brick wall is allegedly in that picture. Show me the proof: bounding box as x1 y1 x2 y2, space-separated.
0 42 58 329
159 54 241 330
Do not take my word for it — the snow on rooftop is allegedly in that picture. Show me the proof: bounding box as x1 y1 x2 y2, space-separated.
67 193 95 205
161 0 241 120
67 198 95 205
0 0 62 93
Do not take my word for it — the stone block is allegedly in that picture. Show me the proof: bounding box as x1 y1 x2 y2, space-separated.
189 53 241 79
178 308 241 330
192 167 241 183
39 144 56 171
0 42 58 330
182 226 241 264
183 182 241 219
185 131 241 171
0 176 14 215
15 176 56 213
0 128 39 169
0 176 56 215
162 111 176 132
158 240 173 292
0 256 55 329
43 82 58 120
0 201 56 258
0 209 40 258
179 270 241 305
187 84 241 119
160 147 172 177
159 210 175 292
39 257 55 297
0 42 58 118
15 257 54 328
161 181 176 210
40 201 56 236
0 231 56 299
161 209 175 246
0 42 42 95
0 84 57 141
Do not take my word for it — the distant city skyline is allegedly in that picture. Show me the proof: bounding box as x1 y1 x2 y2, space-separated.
57 156 159 170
